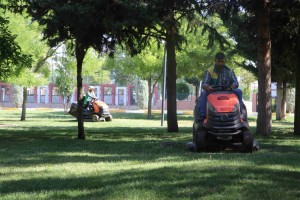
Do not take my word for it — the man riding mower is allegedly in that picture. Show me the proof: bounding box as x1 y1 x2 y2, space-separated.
69 86 113 122
193 52 253 153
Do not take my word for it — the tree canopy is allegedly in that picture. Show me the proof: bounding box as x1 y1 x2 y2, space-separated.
0 14 32 80
21 0 163 138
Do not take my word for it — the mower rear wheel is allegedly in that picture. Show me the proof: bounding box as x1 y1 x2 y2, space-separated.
92 114 100 122
194 129 207 152
242 130 253 153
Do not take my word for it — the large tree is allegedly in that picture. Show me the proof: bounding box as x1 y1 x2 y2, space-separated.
104 43 163 119
132 1 228 132
23 0 160 139
254 0 272 136
218 1 300 133
293 2 300 135
295 25 300 135
22 0 249 134
4 11 57 121
210 0 273 135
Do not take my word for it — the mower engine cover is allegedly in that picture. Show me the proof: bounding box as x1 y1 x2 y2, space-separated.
207 92 239 113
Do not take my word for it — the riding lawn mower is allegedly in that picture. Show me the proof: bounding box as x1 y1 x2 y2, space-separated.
69 99 113 122
193 85 254 153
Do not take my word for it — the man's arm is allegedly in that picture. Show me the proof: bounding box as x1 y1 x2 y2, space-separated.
230 70 239 89
201 70 214 92
88 92 97 99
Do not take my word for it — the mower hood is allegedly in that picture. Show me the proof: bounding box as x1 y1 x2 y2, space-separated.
207 92 239 113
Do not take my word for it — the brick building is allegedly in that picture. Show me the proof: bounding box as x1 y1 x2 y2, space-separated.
0 82 197 110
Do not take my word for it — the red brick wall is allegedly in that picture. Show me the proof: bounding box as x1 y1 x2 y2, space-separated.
154 96 196 110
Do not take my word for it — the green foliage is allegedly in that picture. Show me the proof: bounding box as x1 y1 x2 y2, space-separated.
0 14 32 80
177 15 239 81
215 1 299 84
103 50 134 85
8 68 48 87
82 49 110 84
104 42 163 86
176 82 190 100
137 79 148 109
23 1 160 54
238 67 257 86
54 45 76 100
242 86 250 101
5 11 51 86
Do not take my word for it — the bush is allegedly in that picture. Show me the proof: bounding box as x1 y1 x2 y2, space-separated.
176 82 190 100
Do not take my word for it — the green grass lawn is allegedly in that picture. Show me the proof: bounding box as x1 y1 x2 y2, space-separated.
0 110 299 200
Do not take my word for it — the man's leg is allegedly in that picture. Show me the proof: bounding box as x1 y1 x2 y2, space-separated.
233 89 243 106
233 88 247 120
199 90 209 120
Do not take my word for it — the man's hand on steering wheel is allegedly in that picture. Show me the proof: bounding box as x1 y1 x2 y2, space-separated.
204 85 215 92
230 84 237 90
208 86 216 92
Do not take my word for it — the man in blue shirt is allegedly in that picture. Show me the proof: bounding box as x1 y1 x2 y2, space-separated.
199 52 243 121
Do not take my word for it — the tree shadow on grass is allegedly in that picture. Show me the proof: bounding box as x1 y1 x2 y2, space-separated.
1 124 300 169
1 163 299 199
103 112 194 121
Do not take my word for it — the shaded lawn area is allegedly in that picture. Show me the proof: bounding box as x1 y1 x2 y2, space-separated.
0 110 299 200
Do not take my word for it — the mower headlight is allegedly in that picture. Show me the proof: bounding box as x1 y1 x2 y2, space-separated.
232 103 240 112
207 102 217 112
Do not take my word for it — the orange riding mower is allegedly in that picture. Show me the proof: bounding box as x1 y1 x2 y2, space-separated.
69 99 113 122
193 85 253 153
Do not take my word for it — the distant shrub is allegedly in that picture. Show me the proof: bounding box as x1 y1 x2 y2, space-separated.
176 82 190 100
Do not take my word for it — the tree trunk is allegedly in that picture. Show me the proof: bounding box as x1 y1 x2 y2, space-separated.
294 24 300 135
66 95 71 115
147 77 153 119
62 95 67 114
276 80 284 120
75 41 88 140
281 81 287 118
255 0 272 136
165 10 178 132
20 86 27 121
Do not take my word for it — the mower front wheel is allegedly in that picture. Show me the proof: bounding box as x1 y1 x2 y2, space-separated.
194 129 207 152
105 114 113 122
242 130 253 153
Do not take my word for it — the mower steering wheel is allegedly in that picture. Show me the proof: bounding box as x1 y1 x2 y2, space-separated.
211 85 232 91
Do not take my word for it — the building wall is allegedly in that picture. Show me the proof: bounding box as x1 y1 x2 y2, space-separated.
0 82 198 110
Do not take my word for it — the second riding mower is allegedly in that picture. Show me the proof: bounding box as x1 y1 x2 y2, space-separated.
69 99 113 122
193 85 253 153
